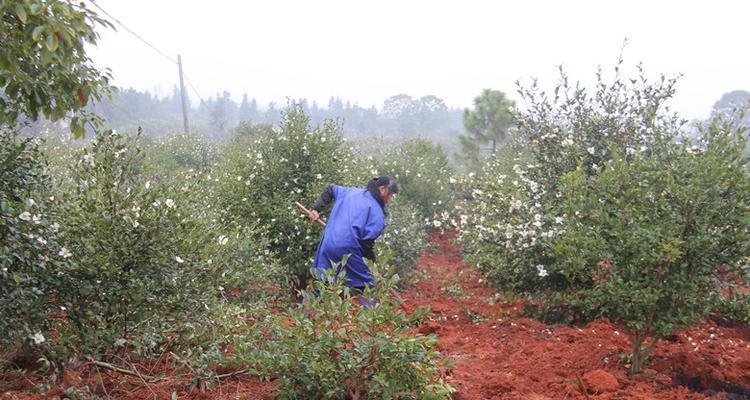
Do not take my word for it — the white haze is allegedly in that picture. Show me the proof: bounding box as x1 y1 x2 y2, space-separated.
88 0 750 120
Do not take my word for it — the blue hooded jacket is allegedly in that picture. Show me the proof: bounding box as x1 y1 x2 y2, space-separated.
311 185 385 287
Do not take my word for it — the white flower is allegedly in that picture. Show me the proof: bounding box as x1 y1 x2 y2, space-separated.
30 332 45 345
145 181 151 190
536 264 548 277
555 217 564 224
37 237 47 245
165 199 175 209
175 256 184 264
449 177 457 184
59 247 72 259
83 153 95 166
587 146 596 155
432 220 442 228
26 198 36 208
19 211 31 221
218 235 229 245
50 222 60 232
316 174 322 180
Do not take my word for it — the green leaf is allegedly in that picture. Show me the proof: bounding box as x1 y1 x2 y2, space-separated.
30 3 42 15
46 34 59 52
15 4 27 24
32 25 46 42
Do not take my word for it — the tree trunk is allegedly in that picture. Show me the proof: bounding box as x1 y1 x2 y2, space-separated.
629 334 644 375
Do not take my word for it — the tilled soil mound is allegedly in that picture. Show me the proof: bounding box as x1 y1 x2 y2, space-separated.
402 233 750 400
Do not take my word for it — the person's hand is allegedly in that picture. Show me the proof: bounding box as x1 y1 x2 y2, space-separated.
309 210 320 223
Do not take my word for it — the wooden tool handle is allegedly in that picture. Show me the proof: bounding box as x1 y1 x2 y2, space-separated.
295 201 326 227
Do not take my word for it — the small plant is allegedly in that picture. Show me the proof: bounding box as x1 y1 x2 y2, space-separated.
441 283 467 299
244 266 454 400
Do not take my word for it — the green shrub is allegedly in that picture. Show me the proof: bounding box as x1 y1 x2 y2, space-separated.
244 268 454 400
556 123 749 373
378 199 429 278
457 62 750 374
0 129 60 349
717 292 750 324
47 130 227 352
142 133 218 181
371 138 453 220
233 120 274 139
216 104 360 292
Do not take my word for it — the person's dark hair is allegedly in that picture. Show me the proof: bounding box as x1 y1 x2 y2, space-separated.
373 176 398 194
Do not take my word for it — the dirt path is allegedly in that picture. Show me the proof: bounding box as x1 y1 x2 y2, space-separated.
401 233 750 400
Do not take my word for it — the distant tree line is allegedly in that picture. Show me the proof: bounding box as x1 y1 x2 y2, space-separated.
84 86 464 141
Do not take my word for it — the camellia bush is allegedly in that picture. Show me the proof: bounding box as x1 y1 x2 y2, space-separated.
47 130 232 353
0 129 62 349
216 104 361 292
457 61 750 374
369 138 453 220
141 132 219 181
556 122 749 373
377 199 429 278
219 106 441 295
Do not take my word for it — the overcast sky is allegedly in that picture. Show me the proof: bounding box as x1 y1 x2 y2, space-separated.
87 0 749 121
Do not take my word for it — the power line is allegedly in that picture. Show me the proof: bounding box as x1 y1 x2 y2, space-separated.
87 1 206 116
184 74 204 104
88 2 204 99
88 0 177 65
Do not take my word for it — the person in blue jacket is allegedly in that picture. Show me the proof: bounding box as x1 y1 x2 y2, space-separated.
307 176 398 291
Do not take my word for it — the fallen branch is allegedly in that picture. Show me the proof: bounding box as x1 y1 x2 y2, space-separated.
213 368 251 380
576 372 591 399
85 357 164 383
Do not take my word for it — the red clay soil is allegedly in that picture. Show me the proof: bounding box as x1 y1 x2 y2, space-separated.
0 353 274 400
401 233 750 400
3 233 749 399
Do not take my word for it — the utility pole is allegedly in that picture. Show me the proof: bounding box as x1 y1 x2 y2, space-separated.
177 54 190 134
